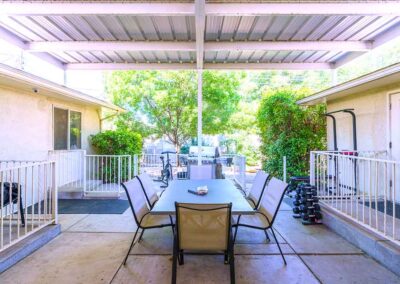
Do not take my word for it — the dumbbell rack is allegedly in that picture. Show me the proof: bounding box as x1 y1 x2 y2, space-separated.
292 183 322 225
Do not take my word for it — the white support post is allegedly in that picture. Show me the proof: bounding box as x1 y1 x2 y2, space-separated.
83 150 87 194
197 70 203 166
310 152 315 186
283 156 287 183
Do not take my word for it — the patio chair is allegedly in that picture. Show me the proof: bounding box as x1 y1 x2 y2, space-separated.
189 165 213 180
233 177 288 265
121 178 174 265
246 170 270 209
172 202 235 284
136 173 164 209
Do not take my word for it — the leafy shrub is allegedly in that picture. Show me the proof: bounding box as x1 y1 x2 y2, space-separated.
257 88 326 178
90 130 142 183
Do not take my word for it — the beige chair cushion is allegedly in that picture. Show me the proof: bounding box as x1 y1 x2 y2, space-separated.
176 203 231 251
138 173 159 206
141 214 174 227
232 212 270 228
259 177 287 223
247 171 269 207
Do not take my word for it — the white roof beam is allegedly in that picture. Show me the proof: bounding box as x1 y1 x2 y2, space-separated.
65 63 196 71
26 40 370 53
0 26 64 69
0 3 194 16
206 3 400 16
27 41 196 52
195 0 205 70
65 62 331 71
205 63 332 70
206 41 371 52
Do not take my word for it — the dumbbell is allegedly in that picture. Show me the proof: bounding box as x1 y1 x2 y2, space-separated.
293 207 300 214
315 211 323 220
293 200 300 206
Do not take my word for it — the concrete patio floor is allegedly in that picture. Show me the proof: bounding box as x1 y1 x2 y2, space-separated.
1 198 399 284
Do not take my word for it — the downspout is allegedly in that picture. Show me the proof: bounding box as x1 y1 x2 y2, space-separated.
324 114 338 151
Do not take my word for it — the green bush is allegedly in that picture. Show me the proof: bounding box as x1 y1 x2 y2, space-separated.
257 88 326 178
90 130 143 183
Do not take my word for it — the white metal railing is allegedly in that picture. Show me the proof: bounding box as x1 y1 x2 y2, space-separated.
48 150 85 189
85 155 132 194
0 161 57 252
134 153 246 188
311 150 400 244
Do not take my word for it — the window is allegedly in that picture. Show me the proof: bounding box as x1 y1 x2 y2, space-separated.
53 107 82 150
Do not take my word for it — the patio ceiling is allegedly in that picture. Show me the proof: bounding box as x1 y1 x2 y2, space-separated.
0 1 400 70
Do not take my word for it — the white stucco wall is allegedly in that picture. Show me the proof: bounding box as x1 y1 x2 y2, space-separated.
0 85 101 161
326 82 400 152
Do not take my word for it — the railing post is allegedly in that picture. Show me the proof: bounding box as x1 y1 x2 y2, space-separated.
83 150 87 195
133 154 138 176
241 155 246 189
283 156 287 182
128 155 132 180
310 151 315 186
52 161 58 224
118 156 121 193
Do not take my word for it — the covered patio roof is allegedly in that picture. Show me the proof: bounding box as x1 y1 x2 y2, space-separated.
0 1 400 71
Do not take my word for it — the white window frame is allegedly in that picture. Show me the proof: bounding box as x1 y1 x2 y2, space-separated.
52 105 82 150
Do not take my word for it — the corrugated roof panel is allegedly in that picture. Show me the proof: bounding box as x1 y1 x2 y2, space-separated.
205 51 216 62
248 16 274 41
316 51 341 63
260 51 278 62
178 51 194 62
282 51 302 63
153 51 167 63
238 50 254 62
116 51 134 63
136 17 159 41
327 51 346 63
140 51 157 62
293 51 314 63
77 51 101 63
214 50 227 62
290 15 325 41
277 16 309 41
334 16 378 40
30 16 73 41
127 51 144 63
65 51 89 63
263 16 291 40
349 16 395 40
49 52 69 64
361 17 400 40
234 16 255 40
248 50 265 62
65 16 102 41
270 51 290 63
170 16 191 41
98 16 131 41
205 16 223 41
53 51 79 63
151 17 174 41
102 51 124 63
83 16 116 41
226 50 241 62
304 51 328 63
118 16 145 41
0 16 44 41
219 16 241 41
48 16 87 41
12 16 59 41
320 16 362 41
164 51 179 62
306 16 343 40
90 51 112 63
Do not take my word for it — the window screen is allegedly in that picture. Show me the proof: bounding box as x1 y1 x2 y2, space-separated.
54 108 68 150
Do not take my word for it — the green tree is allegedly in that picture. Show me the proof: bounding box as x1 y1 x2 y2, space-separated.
257 88 326 178
107 70 242 152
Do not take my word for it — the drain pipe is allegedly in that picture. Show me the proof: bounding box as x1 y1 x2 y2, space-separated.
324 114 338 151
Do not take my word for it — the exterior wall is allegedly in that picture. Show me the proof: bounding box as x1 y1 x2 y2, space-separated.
326 82 400 152
0 85 100 161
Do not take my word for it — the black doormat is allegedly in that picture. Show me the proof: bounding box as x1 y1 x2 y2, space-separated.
362 200 400 219
58 199 130 214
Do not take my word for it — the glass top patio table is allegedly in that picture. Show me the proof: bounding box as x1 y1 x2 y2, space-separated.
151 179 255 215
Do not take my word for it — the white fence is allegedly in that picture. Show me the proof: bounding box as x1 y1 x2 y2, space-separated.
310 150 400 244
135 153 246 189
48 150 85 189
0 161 57 252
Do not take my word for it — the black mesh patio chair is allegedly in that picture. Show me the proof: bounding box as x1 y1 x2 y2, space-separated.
233 177 288 265
172 202 235 284
121 178 174 265
1 182 25 226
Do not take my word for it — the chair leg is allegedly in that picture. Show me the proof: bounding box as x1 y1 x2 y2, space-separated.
138 228 145 242
172 238 178 284
270 227 286 265
123 227 140 265
224 251 229 264
178 250 184 265
264 229 270 242
229 250 235 284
